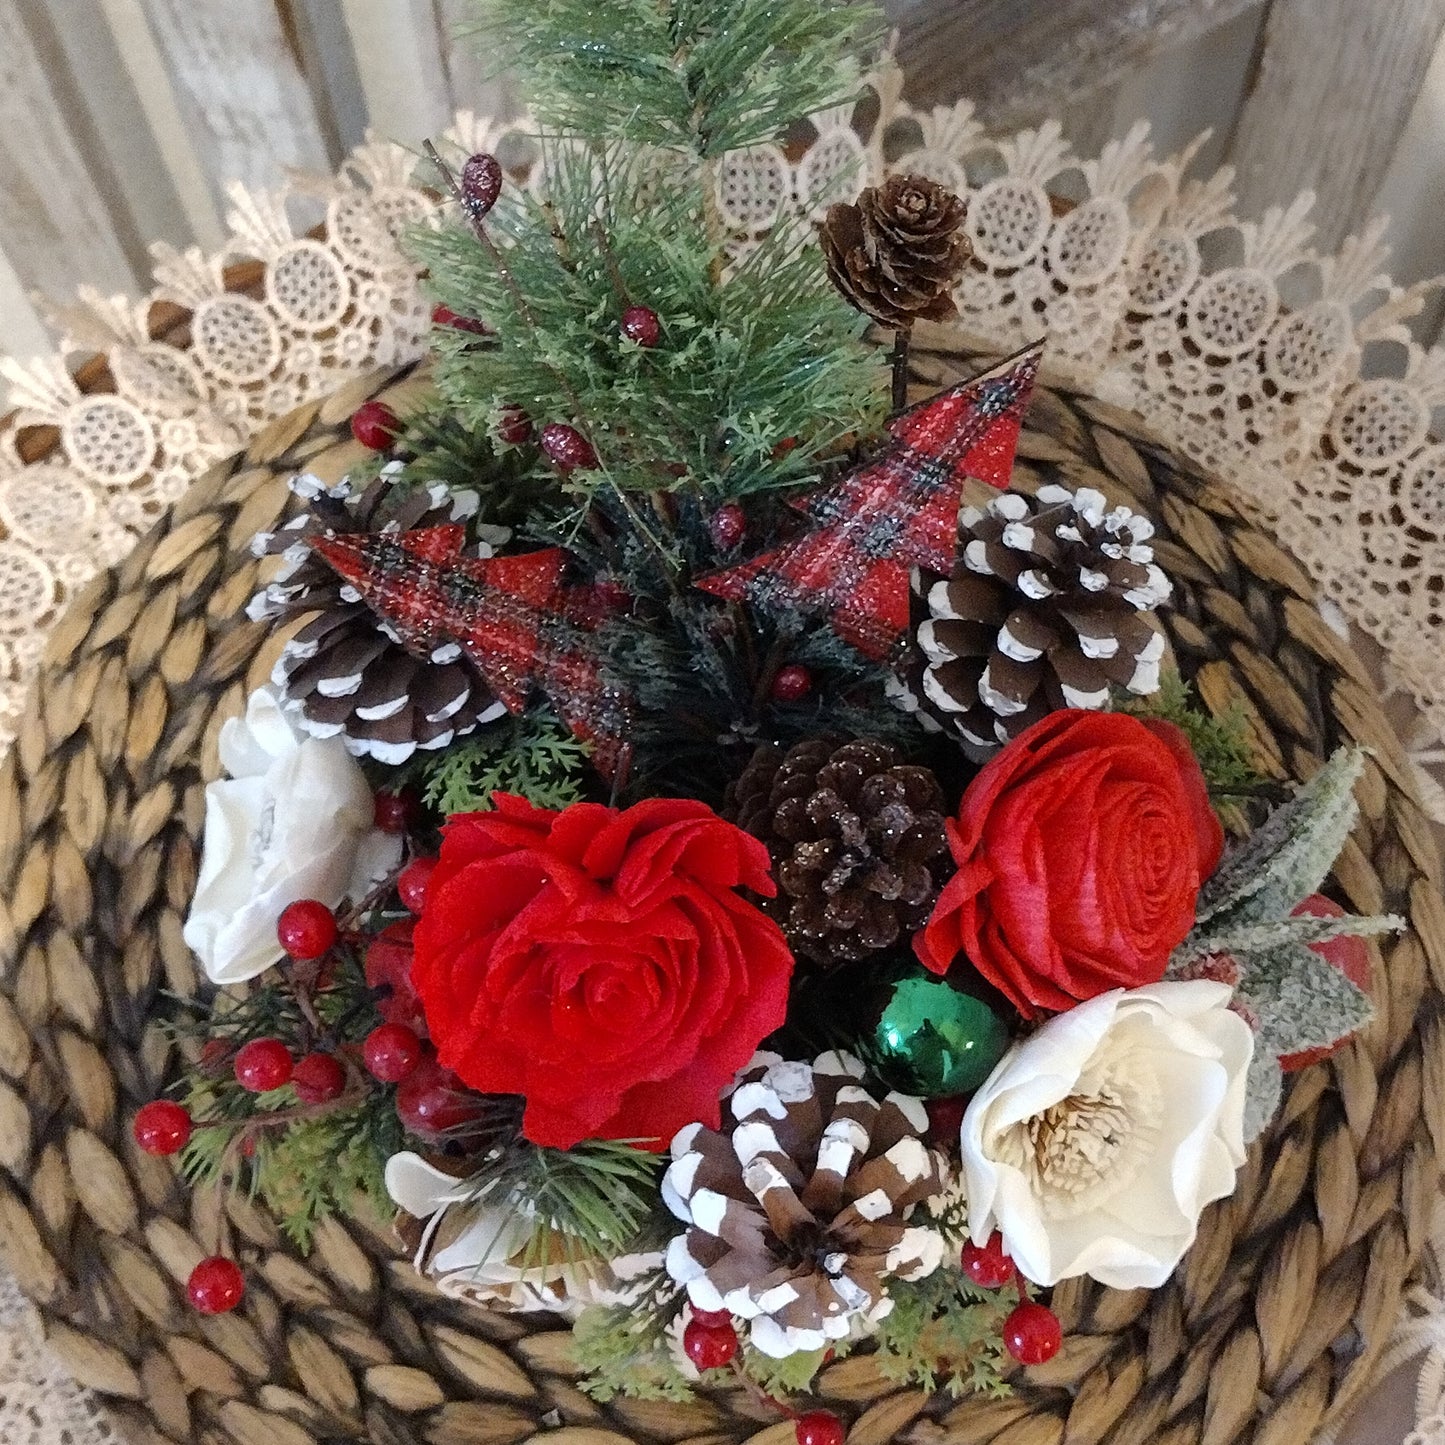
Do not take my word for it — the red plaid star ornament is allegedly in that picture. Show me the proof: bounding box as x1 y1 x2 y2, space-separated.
309 526 633 780
695 343 1043 658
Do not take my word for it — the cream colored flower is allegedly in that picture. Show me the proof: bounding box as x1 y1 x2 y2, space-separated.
182 685 401 984
961 980 1252 1290
385 1152 662 1317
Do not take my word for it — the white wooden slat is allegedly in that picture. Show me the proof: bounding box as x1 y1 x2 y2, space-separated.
888 0 1267 127
288 0 372 156
0 241 54 413
1226 0 1445 253
92 0 226 252
1367 26 1445 341
433 0 518 119
338 0 454 146
0 6 139 306
132 0 332 212
1069 5 1266 177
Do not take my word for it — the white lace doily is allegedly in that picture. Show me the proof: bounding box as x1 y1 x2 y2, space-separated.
3 57 1445 1445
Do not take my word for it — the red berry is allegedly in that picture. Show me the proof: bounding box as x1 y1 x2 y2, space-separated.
925 1095 967 1146
365 918 425 1030
188 1256 245 1315
364 1023 423 1083
795 1411 846 1445
1003 1301 1062 1365
133 1100 192 1156
396 1059 484 1136
496 404 534 445
682 1317 738 1370
398 857 437 916
1279 895 1373 1072
351 400 400 451
709 502 747 550
373 788 419 835
431 303 489 335
770 664 813 703
276 899 338 961
540 423 599 472
772 436 799 459
961 1231 1015 1290
233 1039 293 1094
198 1038 230 1072
240 1135 257 1159
621 304 662 347
461 153 504 217
291 1052 347 1105
689 1306 732 1327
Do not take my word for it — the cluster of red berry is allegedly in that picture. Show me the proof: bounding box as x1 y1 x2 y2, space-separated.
672 1231 1059 1444
130 787 475 1316
680 1306 845 1445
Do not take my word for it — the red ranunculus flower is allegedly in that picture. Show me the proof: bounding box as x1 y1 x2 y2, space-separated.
916 710 1224 1019
411 793 793 1149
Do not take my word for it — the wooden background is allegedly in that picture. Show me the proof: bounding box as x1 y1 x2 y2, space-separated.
3 0 1445 396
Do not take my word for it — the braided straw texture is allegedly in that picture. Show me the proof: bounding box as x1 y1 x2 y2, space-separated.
1 339 1441 1445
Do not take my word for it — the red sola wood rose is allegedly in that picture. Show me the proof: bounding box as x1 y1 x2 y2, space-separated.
411 794 794 1149
916 710 1223 1019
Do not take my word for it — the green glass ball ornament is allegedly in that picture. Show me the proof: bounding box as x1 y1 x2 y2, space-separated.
865 963 1011 1098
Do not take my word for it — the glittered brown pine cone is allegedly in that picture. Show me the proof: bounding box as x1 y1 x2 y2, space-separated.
247 468 510 764
819 173 971 329
729 736 950 968
663 1051 947 1357
907 483 1172 759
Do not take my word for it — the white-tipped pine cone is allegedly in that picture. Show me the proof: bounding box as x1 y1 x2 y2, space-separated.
908 484 1171 758
662 1052 947 1358
247 468 509 765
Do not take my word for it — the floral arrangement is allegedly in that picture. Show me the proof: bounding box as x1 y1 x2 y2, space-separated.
133 1 1398 1432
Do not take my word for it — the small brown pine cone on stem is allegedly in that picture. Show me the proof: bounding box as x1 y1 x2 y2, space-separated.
663 1051 947 1357
248 469 510 764
819 173 971 330
728 737 951 968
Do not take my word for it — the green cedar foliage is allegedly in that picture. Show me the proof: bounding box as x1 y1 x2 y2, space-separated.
1117 671 1261 797
573 1277 691 1401
416 708 591 814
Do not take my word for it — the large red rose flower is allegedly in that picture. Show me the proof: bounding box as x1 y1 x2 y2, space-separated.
411 793 793 1149
916 710 1223 1019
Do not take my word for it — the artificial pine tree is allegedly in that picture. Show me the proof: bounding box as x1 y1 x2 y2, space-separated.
373 0 920 800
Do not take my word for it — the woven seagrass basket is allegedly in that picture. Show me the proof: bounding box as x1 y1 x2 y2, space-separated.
3 331 1443 1445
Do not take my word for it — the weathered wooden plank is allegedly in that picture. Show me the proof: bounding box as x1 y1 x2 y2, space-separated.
434 0 520 119
0 6 138 303
1226 0 1445 251
93 0 226 251
338 0 454 145
287 0 371 156
133 0 333 208
887 0 1266 124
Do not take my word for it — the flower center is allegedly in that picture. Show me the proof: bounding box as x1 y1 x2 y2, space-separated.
996 1053 1163 1219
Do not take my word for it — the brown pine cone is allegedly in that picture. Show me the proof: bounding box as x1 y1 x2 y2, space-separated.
907 483 1172 759
729 737 950 968
819 173 971 330
247 468 510 764
663 1051 946 1357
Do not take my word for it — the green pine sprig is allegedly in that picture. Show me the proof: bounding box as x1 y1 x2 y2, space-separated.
1116 671 1262 797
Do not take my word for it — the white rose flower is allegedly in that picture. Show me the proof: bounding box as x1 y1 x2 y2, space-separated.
385 1152 662 1317
961 980 1252 1290
182 685 402 984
